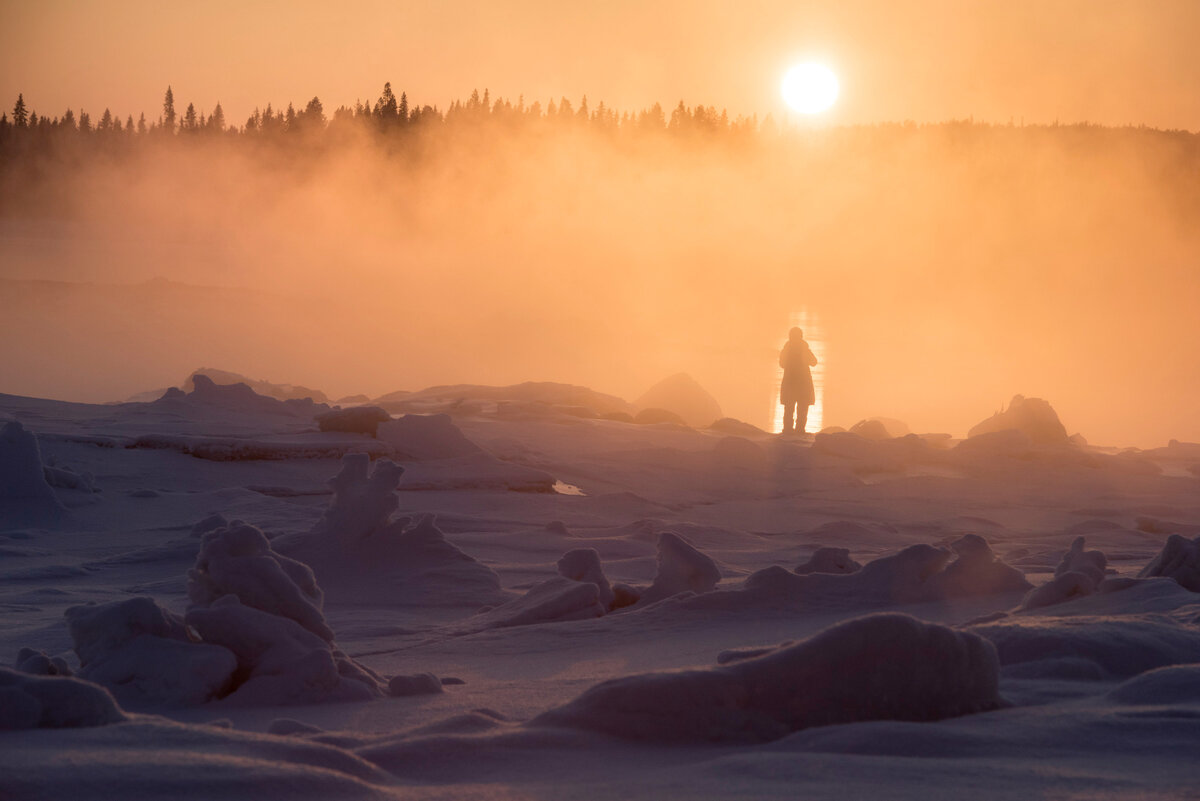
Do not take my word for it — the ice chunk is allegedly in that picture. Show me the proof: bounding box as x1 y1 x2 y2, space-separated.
185 595 384 706
967 394 1069 445
1138 534 1200 592
188 520 333 642
0 668 127 729
557 548 615 608
1056 536 1107 583
0 422 62 510
795 547 861 575
533 614 1003 743
1109 664 1200 705
13 647 71 676
312 453 406 544
65 597 236 708
639 532 722 604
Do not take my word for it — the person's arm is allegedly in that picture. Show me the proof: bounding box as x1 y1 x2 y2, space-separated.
806 344 817 366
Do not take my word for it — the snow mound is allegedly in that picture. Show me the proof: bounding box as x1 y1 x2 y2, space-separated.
65 596 237 707
389 673 444 697
0 668 127 729
1020 537 1109 610
633 407 688 426
849 417 910 440
687 536 1029 612
43 463 97 492
639 532 722 604
469 577 606 629
185 595 385 706
795 547 862 575
188 520 332 641
811 430 930 472
557 548 615 609
14 647 71 676
376 414 483 460
281 455 504 606
315 405 391 436
0 420 63 518
967 394 1069 445
532 614 1003 743
1109 664 1200 705
1056 536 1108 583
634 373 723 428
1138 534 1200 592
972 616 1200 680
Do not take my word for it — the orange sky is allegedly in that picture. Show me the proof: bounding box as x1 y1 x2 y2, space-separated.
3 0 1200 130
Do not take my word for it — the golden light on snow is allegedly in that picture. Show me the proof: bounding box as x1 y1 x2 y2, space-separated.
781 63 840 114
770 309 825 434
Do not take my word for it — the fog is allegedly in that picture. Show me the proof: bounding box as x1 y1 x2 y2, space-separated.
3 118 1199 447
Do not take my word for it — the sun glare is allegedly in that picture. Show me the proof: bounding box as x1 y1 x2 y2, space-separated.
781 63 839 114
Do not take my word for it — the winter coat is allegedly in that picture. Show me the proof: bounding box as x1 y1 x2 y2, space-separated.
779 339 817 406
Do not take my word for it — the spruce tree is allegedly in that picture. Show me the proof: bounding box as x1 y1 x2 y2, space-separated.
13 94 28 128
163 86 176 132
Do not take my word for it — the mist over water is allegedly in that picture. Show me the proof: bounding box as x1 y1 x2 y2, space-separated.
3 118 1199 447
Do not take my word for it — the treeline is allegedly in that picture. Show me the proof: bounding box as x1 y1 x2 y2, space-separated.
0 83 763 156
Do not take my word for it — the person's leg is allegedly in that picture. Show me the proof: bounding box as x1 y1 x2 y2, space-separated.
782 402 795 433
797 403 810 434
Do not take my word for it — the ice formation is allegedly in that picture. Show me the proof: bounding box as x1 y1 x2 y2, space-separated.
1020 537 1109 610
795 547 862 575
315 405 391 436
533 614 1003 743
65 596 237 707
557 548 615 608
188 520 333 641
283 454 504 606
1109 664 1200 705
388 673 444 697
0 668 127 730
638 532 722 604
13 647 72 676
0 420 63 513
185 595 385 706
633 373 723 428
158 373 324 417
1138 534 1200 592
967 395 1069 445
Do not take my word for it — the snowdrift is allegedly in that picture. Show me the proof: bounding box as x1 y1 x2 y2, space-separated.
0 668 127 730
532 614 1003 743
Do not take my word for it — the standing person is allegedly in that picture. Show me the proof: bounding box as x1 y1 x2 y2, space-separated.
779 327 818 434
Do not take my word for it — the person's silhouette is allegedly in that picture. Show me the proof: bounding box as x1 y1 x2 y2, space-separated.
779 327 818 434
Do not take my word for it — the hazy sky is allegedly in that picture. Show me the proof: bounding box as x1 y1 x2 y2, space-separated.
4 0 1200 130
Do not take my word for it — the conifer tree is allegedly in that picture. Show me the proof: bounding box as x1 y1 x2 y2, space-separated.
13 94 28 127
137 112 147 134
209 102 225 132
162 86 176 132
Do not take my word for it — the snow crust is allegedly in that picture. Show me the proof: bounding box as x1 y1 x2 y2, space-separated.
0 668 127 729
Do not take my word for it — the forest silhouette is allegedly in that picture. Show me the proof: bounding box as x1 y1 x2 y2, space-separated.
2 84 1200 447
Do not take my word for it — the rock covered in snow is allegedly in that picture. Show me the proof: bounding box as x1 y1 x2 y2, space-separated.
557 548 615 609
967 395 1069 445
0 668 127 730
1138 534 1200 592
533 614 1003 743
65 597 237 708
315 405 391 436
795 547 862 575
639 532 722 605
188 520 332 642
634 373 723 429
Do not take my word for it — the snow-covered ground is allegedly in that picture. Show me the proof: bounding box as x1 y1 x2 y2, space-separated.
2 379 1198 800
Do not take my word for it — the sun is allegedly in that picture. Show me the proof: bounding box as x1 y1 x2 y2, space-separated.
781 63 840 114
